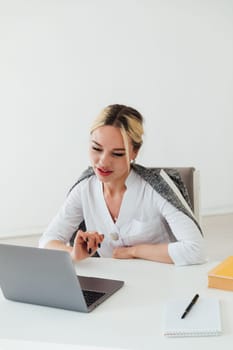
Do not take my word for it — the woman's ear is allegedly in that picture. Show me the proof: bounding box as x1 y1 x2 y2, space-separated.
131 149 139 161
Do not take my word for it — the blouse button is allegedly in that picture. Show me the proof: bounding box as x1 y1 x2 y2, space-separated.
109 232 119 241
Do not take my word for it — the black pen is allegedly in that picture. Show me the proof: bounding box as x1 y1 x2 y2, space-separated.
181 294 199 319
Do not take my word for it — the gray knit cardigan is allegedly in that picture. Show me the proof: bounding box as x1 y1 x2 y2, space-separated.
69 164 202 245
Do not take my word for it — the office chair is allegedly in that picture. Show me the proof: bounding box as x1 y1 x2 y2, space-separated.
160 167 200 223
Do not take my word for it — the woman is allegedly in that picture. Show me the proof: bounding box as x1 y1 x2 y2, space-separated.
39 104 206 265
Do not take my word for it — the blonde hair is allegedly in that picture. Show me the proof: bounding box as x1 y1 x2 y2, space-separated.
90 104 144 166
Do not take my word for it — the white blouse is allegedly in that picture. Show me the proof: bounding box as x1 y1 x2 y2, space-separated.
39 170 206 266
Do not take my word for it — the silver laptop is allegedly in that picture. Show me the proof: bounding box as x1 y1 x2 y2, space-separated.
0 244 124 312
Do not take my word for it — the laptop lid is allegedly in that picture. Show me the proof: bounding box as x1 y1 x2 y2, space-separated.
0 244 124 313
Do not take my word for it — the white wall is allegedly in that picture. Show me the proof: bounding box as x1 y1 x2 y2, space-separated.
0 0 232 237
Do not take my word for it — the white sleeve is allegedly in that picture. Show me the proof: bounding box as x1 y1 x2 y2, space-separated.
159 199 206 266
38 184 83 248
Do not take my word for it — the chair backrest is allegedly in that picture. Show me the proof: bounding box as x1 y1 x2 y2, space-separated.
163 167 200 223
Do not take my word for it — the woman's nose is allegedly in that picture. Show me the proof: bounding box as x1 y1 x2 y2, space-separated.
99 152 110 166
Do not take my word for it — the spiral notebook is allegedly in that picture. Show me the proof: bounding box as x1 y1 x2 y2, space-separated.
163 297 222 337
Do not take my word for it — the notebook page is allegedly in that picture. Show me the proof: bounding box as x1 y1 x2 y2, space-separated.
163 297 221 337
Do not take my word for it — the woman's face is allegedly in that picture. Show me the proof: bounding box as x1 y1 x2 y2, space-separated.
89 125 137 184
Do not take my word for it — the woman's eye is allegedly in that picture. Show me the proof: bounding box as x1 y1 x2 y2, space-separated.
92 147 102 152
92 146 124 157
112 153 125 157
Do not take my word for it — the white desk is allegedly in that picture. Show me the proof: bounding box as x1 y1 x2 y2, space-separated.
0 258 233 350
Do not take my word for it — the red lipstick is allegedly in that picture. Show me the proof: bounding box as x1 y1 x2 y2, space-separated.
96 168 113 177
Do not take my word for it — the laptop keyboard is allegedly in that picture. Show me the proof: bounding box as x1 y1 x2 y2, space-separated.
82 290 105 307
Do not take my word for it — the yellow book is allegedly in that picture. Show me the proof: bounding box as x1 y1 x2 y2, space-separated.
208 256 233 291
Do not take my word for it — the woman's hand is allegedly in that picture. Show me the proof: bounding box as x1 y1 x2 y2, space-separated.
71 230 104 261
112 246 135 259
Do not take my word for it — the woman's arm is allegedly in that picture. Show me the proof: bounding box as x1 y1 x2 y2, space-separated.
113 243 173 263
39 183 84 248
113 201 206 266
39 180 104 260
44 230 104 261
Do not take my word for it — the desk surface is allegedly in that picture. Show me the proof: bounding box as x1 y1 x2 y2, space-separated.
0 258 233 350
